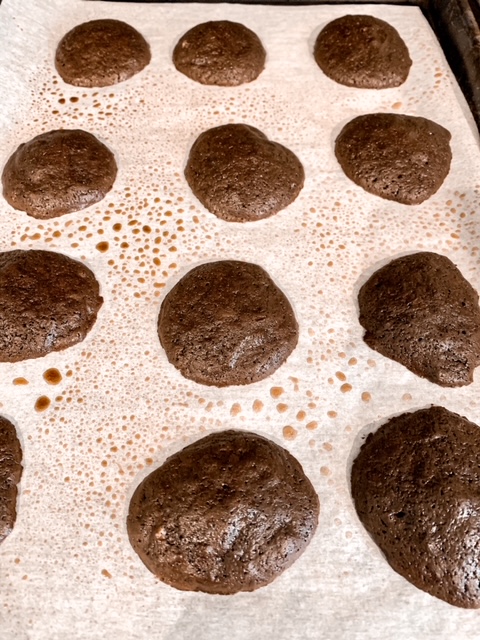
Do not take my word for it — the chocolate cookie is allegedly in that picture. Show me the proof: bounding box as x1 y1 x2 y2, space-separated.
0 250 103 362
173 20 266 86
335 113 452 204
314 15 412 88
127 430 319 594
158 260 298 387
358 252 480 387
2 129 117 219
0 417 22 545
185 124 304 222
55 19 151 88
352 406 480 608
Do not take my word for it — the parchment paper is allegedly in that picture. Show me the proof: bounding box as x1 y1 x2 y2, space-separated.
0 1 480 638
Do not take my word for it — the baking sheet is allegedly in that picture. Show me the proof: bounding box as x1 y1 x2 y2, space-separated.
1 1 480 638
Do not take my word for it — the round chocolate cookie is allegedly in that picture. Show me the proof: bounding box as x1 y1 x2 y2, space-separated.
335 113 452 204
314 15 412 89
55 19 151 88
2 129 117 219
358 251 480 387
352 405 480 608
158 260 298 387
173 20 266 86
0 250 103 362
0 417 22 545
185 124 304 222
127 429 319 594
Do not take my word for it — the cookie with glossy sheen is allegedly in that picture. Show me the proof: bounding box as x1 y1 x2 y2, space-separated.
335 113 451 204
158 260 298 386
2 129 117 219
185 123 304 222
314 15 412 88
0 250 103 362
352 406 480 608
55 19 151 87
358 251 480 386
173 20 266 86
127 429 319 594
0 417 22 545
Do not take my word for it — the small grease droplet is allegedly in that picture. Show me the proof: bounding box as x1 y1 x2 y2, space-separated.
43 368 62 385
277 403 288 413
101 569 112 579
252 400 263 413
320 466 331 477
402 393 412 401
340 383 352 393
327 410 337 418
96 241 109 253
270 386 283 399
361 392 371 402
348 357 357 366
230 403 241 417
296 410 306 421
306 421 318 431
283 426 297 440
13 377 28 386
35 396 51 412
335 371 346 381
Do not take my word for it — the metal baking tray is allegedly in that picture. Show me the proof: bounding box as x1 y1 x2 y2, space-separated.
1 1 480 638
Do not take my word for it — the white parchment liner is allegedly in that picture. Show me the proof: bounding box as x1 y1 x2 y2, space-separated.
0 1 480 638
